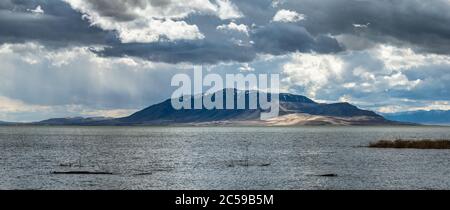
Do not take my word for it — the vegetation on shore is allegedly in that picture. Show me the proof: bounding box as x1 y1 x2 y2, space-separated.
369 139 450 149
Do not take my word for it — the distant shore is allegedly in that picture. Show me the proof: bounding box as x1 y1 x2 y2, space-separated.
1 123 448 127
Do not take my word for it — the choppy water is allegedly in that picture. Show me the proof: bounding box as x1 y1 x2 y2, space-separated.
1 126 450 190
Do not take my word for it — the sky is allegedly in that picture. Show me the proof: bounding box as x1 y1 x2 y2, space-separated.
1 0 450 122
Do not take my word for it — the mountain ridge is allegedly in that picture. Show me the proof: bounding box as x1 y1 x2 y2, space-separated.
35 117 114 125
1 89 410 126
382 110 450 125
61 89 400 126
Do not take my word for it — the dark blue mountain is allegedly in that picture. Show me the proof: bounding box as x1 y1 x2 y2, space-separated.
105 89 390 125
382 110 450 125
35 117 113 125
0 120 20 125
32 89 397 126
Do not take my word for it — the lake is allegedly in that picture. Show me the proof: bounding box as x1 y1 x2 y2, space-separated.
1 126 449 190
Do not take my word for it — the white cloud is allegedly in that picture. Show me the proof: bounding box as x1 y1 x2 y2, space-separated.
377 105 403 113
80 108 136 118
114 19 205 43
64 0 243 43
215 0 243 19
383 72 421 90
283 45 450 100
0 95 136 122
28 5 44 14
272 9 305 23
271 0 283 8
338 94 353 103
217 22 249 36
378 101 450 113
281 44 450 112
0 96 50 114
375 44 450 70
283 53 344 98
352 23 370 28
239 63 255 72
419 101 450 111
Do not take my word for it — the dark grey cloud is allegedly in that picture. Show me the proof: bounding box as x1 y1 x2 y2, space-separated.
74 0 173 21
281 0 450 54
75 0 148 21
0 0 113 47
0 0 346 64
97 14 343 63
252 23 343 55
90 0 344 64
96 40 257 64
3 0 450 63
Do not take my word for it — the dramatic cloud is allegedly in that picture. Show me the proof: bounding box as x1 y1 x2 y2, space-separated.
0 0 112 47
0 0 346 64
282 44 450 112
272 9 305 23
0 42 193 121
217 22 249 36
284 0 450 54
252 23 343 55
283 53 345 98
96 40 257 64
64 0 242 43
2 0 450 121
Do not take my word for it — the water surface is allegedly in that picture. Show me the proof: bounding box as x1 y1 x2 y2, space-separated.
1 126 449 190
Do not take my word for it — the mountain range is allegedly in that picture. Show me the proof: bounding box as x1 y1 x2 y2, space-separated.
30 89 404 126
382 110 450 125
36 117 113 126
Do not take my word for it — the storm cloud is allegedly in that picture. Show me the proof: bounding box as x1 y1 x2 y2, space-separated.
2 0 450 121
0 0 113 47
3 0 450 62
0 0 347 63
282 0 450 54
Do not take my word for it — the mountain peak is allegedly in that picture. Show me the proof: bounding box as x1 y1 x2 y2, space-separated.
29 89 400 126
113 89 392 125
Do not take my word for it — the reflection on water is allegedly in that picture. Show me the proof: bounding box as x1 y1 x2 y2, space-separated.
0 126 449 190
